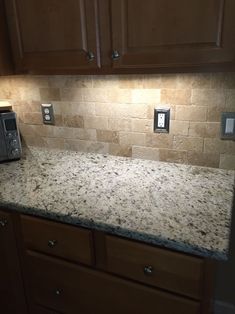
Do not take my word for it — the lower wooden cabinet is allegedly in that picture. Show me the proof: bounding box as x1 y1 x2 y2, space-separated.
26 250 200 314
0 210 27 314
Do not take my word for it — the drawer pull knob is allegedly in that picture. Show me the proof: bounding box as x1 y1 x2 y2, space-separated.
0 220 8 228
111 50 120 60
144 265 154 275
87 51 95 61
48 240 57 248
55 289 62 296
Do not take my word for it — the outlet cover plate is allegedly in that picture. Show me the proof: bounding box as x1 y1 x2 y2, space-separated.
41 103 55 125
221 112 235 140
154 108 170 133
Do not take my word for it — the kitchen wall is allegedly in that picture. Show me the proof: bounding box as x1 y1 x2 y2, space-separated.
0 72 234 169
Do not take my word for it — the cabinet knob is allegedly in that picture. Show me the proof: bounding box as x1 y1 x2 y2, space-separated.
48 239 57 248
87 51 95 61
143 265 154 275
0 220 8 228
111 50 120 60
55 289 62 296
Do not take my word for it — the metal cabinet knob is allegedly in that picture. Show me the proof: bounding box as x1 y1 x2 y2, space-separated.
111 50 120 60
0 220 8 228
55 289 62 296
143 265 154 275
48 239 57 248
87 51 95 61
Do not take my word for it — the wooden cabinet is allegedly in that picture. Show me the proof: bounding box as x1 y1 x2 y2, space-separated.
5 0 100 73
110 0 235 71
0 0 13 75
4 0 235 74
0 210 27 314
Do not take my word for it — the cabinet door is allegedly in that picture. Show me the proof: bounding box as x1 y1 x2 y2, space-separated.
0 0 13 75
5 0 100 73
0 210 27 314
110 0 235 70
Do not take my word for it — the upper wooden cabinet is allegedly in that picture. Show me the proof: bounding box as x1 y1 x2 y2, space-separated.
5 0 100 73
0 0 13 75
110 0 235 71
4 0 235 74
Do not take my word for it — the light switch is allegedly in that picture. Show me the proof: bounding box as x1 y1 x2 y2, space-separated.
221 112 235 140
154 108 170 133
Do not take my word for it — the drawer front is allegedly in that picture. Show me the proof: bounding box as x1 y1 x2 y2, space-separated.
21 215 93 266
27 251 200 314
105 235 204 299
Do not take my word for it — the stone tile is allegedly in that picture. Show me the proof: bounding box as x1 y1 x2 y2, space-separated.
159 149 188 164
40 88 61 101
84 116 109 130
225 89 235 109
95 103 131 118
191 89 226 107
23 112 42 125
176 106 207 122
107 118 132 132
160 74 178 88
109 144 132 157
93 75 119 88
64 139 109 154
131 89 161 104
63 115 84 128
211 72 235 89
56 102 96 116
142 74 162 89
119 132 146 146
54 114 63 126
63 76 92 88
73 128 97 141
129 104 150 119
21 136 46 147
170 120 189 136
107 89 132 104
132 146 160 161
204 138 235 154
43 137 65 149
96 130 119 144
161 89 191 105
177 73 212 89
188 151 220 168
131 119 153 133
173 136 204 152
207 105 227 122
219 154 235 170
146 133 173 149
118 75 145 89
61 88 84 101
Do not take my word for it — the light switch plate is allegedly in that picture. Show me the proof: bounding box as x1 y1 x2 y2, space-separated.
221 112 235 140
41 103 55 125
154 108 170 133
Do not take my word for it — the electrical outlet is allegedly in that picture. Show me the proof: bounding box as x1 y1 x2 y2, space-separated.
41 103 54 125
221 112 235 140
154 108 170 133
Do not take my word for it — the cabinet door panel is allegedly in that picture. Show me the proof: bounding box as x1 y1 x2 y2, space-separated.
111 0 235 69
0 210 27 314
5 0 100 73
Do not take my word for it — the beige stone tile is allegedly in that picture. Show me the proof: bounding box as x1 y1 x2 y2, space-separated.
73 128 97 141
48 126 75 138
84 116 109 130
131 119 153 133
109 143 132 157
48 76 92 89
161 89 191 106
146 133 173 149
159 149 188 164
22 112 42 125
177 73 212 89
142 75 162 89
118 75 145 89
63 115 84 128
55 102 96 116
43 137 65 149
204 138 235 154
191 89 225 107
173 136 203 152
96 130 119 143
40 88 61 101
176 106 207 121
189 122 220 138
188 151 220 168
170 120 189 136
12 100 41 113
93 75 119 88
131 89 161 104
219 154 235 170
61 88 84 101
130 103 151 119
211 72 235 89
107 89 132 104
54 114 63 126
107 118 132 132
160 74 178 89
95 103 130 118
207 105 226 122
225 89 235 109
21 136 46 147
132 146 160 161
119 132 146 146
65 139 109 154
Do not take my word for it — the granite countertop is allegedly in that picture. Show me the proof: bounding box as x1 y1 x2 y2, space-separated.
0 146 234 260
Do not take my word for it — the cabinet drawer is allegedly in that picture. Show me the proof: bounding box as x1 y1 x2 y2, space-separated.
27 251 200 314
21 215 93 266
104 235 204 299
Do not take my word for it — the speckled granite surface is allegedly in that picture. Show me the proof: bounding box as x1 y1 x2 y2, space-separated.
0 146 234 260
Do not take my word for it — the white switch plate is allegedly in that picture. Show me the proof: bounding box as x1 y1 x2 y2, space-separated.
221 112 235 140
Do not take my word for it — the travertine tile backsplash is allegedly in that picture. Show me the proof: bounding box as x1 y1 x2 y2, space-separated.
0 73 234 169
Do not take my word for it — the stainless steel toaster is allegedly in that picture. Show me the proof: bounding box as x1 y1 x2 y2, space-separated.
0 110 22 162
